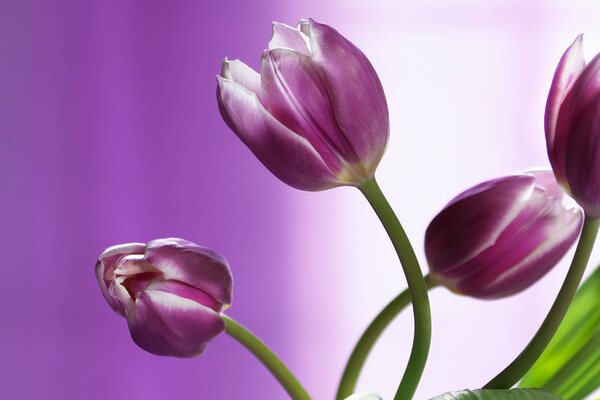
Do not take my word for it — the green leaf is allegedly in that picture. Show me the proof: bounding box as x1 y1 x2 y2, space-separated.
520 265 600 400
429 389 561 399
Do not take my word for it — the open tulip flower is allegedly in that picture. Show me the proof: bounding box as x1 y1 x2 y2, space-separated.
95 238 233 358
217 18 389 191
546 35 600 218
425 171 583 299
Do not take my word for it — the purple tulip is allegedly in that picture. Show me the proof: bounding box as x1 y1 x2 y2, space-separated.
546 35 600 217
217 19 389 191
95 238 233 357
425 171 583 299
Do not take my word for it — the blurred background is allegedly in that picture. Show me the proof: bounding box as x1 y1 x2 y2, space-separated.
1 1 599 399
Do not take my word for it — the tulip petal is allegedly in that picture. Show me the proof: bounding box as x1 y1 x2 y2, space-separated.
546 35 585 155
554 48 600 190
144 238 233 306
268 22 311 56
452 191 582 298
128 290 225 358
467 204 583 298
217 75 342 190
114 254 157 276
95 243 145 315
221 59 263 102
261 48 366 179
303 19 389 174
527 170 566 201
425 175 535 275
564 94 600 217
146 280 223 312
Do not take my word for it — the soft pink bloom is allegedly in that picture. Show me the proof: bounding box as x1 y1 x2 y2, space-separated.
217 18 388 191
95 238 233 357
425 171 582 299
546 35 600 217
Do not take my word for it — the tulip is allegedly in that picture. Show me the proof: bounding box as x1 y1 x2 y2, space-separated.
425 171 583 299
95 238 233 357
217 18 389 191
546 35 600 217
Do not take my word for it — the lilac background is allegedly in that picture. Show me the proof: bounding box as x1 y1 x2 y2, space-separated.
1 1 600 399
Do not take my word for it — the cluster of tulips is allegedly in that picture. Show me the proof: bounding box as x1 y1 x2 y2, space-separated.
96 19 600 400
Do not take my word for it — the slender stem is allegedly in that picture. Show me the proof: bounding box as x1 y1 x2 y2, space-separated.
223 315 311 400
484 216 600 389
336 275 438 400
358 177 432 400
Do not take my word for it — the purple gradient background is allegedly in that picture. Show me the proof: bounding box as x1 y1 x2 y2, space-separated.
2 1 600 399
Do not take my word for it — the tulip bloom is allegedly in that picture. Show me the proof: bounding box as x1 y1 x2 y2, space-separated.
425 171 583 299
217 18 388 191
95 238 233 357
546 35 600 217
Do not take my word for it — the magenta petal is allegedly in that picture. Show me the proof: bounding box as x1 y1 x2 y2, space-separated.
147 280 223 312
470 207 583 298
426 172 582 299
95 242 145 315
528 170 565 200
260 48 362 175
217 76 341 190
564 96 600 217
546 35 585 157
554 54 600 190
305 18 389 173
425 175 534 274
144 238 233 306
268 22 311 56
221 59 263 102
128 290 225 358
453 193 582 298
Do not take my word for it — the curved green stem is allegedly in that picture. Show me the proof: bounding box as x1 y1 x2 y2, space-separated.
358 177 432 400
484 216 600 389
336 275 438 400
223 315 311 400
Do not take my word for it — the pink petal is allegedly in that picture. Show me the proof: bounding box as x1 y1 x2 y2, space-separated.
217 76 342 190
546 35 585 155
527 170 565 200
563 94 600 217
425 175 535 275
221 59 263 102
128 290 225 358
146 279 223 312
144 238 233 306
268 22 311 56
303 19 389 174
553 39 600 189
261 48 364 178
466 202 582 298
95 242 145 315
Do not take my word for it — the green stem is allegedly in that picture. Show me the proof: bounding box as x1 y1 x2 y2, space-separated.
358 177 432 400
223 315 311 400
484 216 600 389
336 275 438 400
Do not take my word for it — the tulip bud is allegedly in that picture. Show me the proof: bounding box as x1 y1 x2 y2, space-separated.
546 35 600 217
95 238 233 357
217 18 389 191
425 171 583 299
